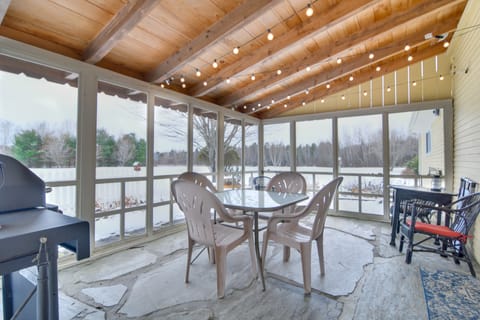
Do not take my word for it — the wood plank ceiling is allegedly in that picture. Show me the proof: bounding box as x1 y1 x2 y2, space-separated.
0 0 467 119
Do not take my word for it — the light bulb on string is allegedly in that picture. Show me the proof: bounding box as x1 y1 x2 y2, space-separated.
306 3 313 17
337 57 342 64
212 59 218 68
251 73 256 81
195 69 201 77
267 29 274 41
369 53 374 59
233 46 239 55
180 75 185 83
277 69 282 75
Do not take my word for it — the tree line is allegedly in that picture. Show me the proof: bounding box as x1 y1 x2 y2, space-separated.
2 124 417 170
1 126 146 168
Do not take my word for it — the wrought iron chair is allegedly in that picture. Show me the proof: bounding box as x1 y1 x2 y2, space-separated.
171 179 256 298
261 177 343 294
399 192 480 277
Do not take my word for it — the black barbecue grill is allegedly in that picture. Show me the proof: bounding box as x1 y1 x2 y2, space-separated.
0 154 90 320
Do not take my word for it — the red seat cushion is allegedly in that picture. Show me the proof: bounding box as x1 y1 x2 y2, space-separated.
406 219 467 242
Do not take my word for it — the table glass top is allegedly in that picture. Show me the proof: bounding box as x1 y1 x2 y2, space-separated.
215 189 308 212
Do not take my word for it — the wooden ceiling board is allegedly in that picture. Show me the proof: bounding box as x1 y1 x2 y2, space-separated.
87 0 128 13
5 1 99 49
0 0 469 119
49 0 119 22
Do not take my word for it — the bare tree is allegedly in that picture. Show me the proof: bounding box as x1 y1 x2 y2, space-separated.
116 134 136 166
0 120 15 153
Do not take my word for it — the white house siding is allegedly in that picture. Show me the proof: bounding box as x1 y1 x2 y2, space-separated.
448 0 480 261
418 111 445 176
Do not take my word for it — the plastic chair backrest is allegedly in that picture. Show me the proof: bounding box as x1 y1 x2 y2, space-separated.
266 172 306 194
178 172 217 193
172 179 225 246
307 177 343 240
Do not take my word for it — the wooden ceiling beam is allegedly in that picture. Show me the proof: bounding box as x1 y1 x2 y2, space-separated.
83 0 159 64
145 0 284 84
219 0 463 107
0 0 12 24
255 41 448 119
232 7 462 111
189 0 381 97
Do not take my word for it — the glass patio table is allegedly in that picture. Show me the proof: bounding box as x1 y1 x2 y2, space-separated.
215 189 309 291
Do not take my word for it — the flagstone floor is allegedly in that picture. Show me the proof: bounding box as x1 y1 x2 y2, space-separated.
3 216 478 319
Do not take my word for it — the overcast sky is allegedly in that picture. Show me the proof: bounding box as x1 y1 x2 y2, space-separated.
1 71 414 151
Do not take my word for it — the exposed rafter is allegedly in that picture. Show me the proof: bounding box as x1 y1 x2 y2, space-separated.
218 0 462 108
188 0 380 97
145 0 285 84
83 0 159 64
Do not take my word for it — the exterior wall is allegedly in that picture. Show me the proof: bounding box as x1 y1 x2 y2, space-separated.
448 0 480 261
418 111 445 176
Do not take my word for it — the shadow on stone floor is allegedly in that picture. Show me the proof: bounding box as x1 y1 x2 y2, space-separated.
48 217 479 319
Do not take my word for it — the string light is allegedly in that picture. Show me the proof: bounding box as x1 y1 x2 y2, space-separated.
267 106 271 110
404 44 411 51
349 75 354 81
369 53 375 59
306 3 313 17
233 46 240 55
321 99 325 103
443 41 450 48
226 78 231 83
302 101 306 106
284 104 287 108
337 57 342 64
195 69 201 77
439 75 444 80
387 86 391 92
203 81 208 86
160 84 165 88
182 83 186 88
376 66 381 72
267 29 274 41
305 89 309 95
287 95 291 100
180 75 185 83
306 66 311 72
363 90 368 96
277 69 282 75
271 99 275 104
326 83 331 89
341 95 346 100
251 73 256 81
412 81 417 86
212 59 218 68
408 55 413 62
